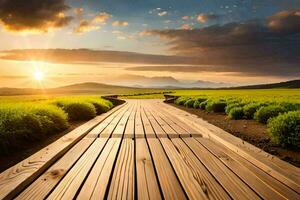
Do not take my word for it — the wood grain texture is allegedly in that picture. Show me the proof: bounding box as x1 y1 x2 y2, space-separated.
144 106 168 138
16 138 94 200
107 139 135 200
135 102 145 138
136 139 162 200
77 138 121 200
47 138 107 200
196 137 300 200
100 103 132 138
147 138 186 200
124 102 136 139
183 137 260 200
141 106 156 138
160 138 231 200
111 103 134 138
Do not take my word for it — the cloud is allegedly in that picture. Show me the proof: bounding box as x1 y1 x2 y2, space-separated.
92 12 112 24
138 10 300 77
180 24 192 30
0 0 73 33
182 16 190 20
0 49 199 65
197 13 220 23
74 8 84 16
267 10 300 33
125 65 300 77
158 11 168 17
74 20 100 33
112 20 129 26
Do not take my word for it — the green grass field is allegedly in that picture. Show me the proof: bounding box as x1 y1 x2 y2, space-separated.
171 89 300 148
0 95 114 154
123 89 300 102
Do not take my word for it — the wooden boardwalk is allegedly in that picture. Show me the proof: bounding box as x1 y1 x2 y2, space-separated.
0 99 299 200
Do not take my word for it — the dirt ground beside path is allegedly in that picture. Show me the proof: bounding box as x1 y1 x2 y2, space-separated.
171 103 300 168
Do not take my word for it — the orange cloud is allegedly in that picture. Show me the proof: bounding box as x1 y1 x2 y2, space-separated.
197 13 219 23
112 20 129 26
74 20 100 34
93 12 112 24
74 8 84 16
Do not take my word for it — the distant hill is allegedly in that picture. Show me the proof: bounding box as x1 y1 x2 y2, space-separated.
0 82 138 96
233 79 300 89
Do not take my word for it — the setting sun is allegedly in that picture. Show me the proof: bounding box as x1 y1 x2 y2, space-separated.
33 71 44 81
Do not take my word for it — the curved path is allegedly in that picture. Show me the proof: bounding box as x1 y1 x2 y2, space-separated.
0 99 299 200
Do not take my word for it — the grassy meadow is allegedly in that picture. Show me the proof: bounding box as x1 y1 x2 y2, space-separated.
0 95 114 154
172 89 300 149
0 88 299 153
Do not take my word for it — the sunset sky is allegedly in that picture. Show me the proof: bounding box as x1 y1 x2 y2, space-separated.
0 0 300 88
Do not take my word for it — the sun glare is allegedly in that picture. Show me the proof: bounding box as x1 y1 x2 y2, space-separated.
34 71 44 81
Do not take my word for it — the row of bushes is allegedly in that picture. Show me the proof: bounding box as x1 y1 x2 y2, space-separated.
0 97 113 154
175 96 300 148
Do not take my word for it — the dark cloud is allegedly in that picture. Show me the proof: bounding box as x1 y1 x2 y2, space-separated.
126 64 300 77
0 49 200 65
0 0 73 32
142 10 300 77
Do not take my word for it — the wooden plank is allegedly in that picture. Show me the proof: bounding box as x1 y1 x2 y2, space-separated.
147 138 186 200
77 138 122 200
111 103 134 138
183 137 260 200
47 138 107 200
160 138 231 200
140 105 156 138
124 102 136 139
144 106 167 138
16 138 94 200
146 104 179 138
0 103 125 200
100 103 132 138
87 103 131 138
159 101 300 192
136 139 162 200
107 139 135 200
146 103 191 138
135 102 145 138
196 137 300 200
154 105 202 137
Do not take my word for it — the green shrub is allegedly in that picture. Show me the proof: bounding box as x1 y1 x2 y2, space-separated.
279 102 300 112
199 100 209 110
87 98 113 114
175 97 189 106
206 100 227 113
225 103 243 114
0 104 68 154
184 99 195 108
195 97 207 103
268 111 300 148
32 105 69 134
243 103 263 119
193 100 200 109
254 105 286 124
229 107 244 119
54 100 96 121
